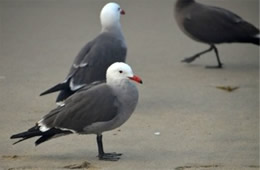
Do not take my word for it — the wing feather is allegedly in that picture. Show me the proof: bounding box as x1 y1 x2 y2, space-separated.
41 84 119 132
183 3 259 44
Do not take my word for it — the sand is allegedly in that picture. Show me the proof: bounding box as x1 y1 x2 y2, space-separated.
0 0 259 169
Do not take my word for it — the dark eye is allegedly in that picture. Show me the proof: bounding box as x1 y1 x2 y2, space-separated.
118 7 120 11
119 70 123 73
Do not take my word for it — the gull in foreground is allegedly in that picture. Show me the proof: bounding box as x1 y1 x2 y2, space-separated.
11 62 142 161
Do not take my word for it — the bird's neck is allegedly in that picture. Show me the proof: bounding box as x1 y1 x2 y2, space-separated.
107 78 127 89
108 79 134 95
109 79 138 110
101 24 126 47
101 23 123 35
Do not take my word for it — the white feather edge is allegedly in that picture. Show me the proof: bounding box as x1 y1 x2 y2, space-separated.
37 119 76 133
255 34 260 38
73 62 88 69
61 62 88 84
69 78 86 91
38 119 50 132
56 101 65 106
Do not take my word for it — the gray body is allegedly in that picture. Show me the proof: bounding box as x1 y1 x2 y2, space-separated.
11 61 141 161
11 74 139 161
174 0 259 45
42 80 138 135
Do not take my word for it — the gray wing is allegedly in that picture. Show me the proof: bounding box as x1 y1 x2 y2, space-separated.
66 32 127 90
183 3 259 44
42 84 119 132
63 38 94 80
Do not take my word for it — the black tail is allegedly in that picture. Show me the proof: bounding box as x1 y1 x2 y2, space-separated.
40 81 75 102
10 126 72 146
10 126 43 145
56 89 75 103
40 82 69 96
251 36 260 45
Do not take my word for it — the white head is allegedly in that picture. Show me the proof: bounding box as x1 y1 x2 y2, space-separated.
100 2 125 31
106 62 142 85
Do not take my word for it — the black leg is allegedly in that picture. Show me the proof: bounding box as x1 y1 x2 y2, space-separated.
97 135 104 156
205 45 223 68
182 45 223 68
181 45 214 63
96 134 122 161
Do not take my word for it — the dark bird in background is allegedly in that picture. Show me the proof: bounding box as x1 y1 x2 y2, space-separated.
11 62 143 161
174 0 259 68
40 2 127 103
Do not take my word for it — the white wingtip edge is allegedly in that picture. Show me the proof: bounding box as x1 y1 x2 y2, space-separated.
38 119 50 132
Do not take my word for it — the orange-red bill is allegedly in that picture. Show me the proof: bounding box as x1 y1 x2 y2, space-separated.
120 9 125 15
129 75 143 84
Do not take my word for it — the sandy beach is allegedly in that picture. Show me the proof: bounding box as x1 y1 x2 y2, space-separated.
0 0 259 169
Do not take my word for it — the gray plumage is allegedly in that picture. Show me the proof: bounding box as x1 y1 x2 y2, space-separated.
43 82 137 135
40 2 127 102
68 32 126 88
175 0 260 68
11 62 142 161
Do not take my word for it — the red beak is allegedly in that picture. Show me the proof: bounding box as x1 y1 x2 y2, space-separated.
129 75 143 84
120 9 125 15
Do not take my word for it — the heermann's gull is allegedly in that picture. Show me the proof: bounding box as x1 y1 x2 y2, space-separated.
174 0 260 68
11 62 142 161
40 2 127 102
